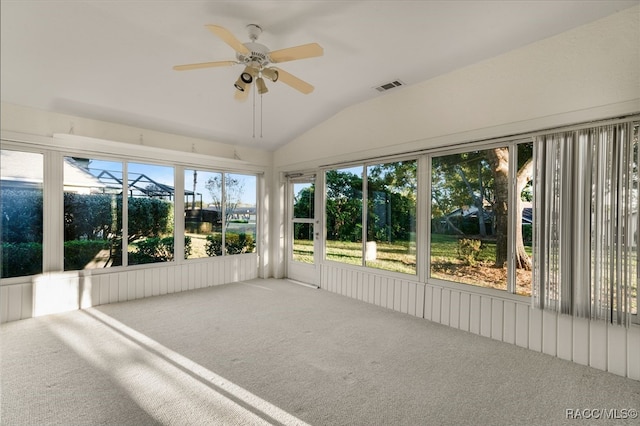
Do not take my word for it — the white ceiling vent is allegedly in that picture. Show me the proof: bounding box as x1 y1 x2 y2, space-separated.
374 80 405 92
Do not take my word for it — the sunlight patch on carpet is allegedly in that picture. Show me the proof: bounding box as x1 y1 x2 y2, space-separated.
45 308 309 426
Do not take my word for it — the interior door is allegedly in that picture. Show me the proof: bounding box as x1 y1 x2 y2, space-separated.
286 175 319 285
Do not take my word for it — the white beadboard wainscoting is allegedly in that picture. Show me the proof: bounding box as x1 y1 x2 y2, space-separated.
0 254 258 323
320 263 640 381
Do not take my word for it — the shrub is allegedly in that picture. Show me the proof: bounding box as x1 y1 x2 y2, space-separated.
1 188 43 244
129 236 192 265
184 236 192 259
127 197 174 239
1 242 43 278
205 233 255 256
226 233 255 255
64 239 110 271
457 238 482 266
205 234 223 257
64 192 118 241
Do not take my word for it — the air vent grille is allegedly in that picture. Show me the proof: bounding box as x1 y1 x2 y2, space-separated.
374 80 405 92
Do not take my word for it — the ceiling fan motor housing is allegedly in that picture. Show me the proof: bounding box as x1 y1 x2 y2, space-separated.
237 42 270 68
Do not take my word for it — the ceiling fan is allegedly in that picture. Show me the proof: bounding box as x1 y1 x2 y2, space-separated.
173 24 323 101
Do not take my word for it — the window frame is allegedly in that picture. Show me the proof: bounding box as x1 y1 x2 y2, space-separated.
322 155 420 277
0 133 265 283
426 139 533 296
62 155 124 271
0 147 46 279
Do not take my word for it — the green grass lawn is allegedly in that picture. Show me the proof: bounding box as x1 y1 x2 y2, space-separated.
296 234 532 271
294 234 535 295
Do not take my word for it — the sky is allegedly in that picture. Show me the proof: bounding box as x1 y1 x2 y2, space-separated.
85 159 257 205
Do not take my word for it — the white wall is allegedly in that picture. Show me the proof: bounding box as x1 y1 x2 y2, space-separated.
1 103 273 167
274 5 640 169
1 255 259 322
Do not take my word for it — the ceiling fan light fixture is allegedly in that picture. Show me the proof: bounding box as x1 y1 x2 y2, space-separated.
256 77 268 95
240 66 257 84
261 67 279 82
234 77 247 91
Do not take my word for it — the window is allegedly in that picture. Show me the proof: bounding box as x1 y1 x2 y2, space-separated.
184 169 223 258
1 150 43 278
366 161 417 274
325 166 363 266
430 147 510 290
515 142 534 296
127 163 175 265
1 143 263 286
325 161 417 274
292 181 315 264
224 173 257 255
189 171 257 257
64 157 123 270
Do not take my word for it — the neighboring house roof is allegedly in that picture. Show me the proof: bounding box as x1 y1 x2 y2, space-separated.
443 202 532 224
1 150 44 186
522 207 533 224
1 151 104 190
64 157 105 189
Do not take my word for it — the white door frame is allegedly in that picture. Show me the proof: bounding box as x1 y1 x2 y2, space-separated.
285 173 321 285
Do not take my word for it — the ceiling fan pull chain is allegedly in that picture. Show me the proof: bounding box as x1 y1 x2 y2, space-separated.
252 82 256 138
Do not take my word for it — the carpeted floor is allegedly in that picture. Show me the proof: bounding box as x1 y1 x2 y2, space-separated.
1 278 639 425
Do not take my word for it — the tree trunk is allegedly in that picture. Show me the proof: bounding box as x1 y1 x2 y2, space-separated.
476 162 487 237
487 148 533 270
487 148 509 268
515 157 533 271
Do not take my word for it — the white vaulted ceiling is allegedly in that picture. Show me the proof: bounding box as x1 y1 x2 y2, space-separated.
1 1 637 151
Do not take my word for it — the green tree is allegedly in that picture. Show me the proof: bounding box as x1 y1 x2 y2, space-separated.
367 161 417 242
433 146 533 270
1 188 43 244
325 169 363 242
431 152 494 237
293 184 315 239
64 193 119 241
127 197 173 242
293 185 314 219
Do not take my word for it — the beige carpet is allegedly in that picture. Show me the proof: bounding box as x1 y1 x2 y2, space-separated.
1 278 639 425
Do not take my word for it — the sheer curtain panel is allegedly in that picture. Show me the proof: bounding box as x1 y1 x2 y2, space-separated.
533 120 638 326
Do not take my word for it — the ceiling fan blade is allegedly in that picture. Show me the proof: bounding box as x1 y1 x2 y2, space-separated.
205 25 250 55
273 67 314 94
234 83 251 102
173 60 236 71
269 43 323 63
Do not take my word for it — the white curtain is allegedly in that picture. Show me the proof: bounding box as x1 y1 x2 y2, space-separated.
533 121 638 326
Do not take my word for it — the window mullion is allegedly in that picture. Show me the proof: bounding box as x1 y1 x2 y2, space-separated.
43 150 64 273
507 144 517 294
419 155 430 282
221 173 226 255
122 162 129 267
174 165 185 263
362 166 368 267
